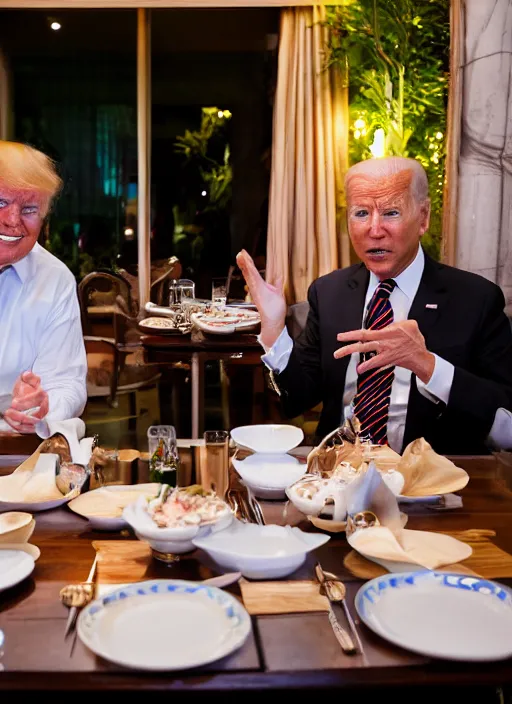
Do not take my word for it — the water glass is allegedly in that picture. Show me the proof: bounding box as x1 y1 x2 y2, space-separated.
178 279 195 302
202 430 230 498
212 277 228 306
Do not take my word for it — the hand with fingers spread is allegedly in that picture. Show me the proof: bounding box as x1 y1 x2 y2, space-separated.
236 249 287 349
3 371 49 434
334 319 436 384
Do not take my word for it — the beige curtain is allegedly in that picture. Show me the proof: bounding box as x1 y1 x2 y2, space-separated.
0 49 11 141
441 0 464 266
266 5 349 305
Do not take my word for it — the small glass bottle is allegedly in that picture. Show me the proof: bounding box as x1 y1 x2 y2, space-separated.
147 426 179 487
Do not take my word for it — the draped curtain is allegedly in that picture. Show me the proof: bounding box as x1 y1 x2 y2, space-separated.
266 5 349 305
447 0 512 311
0 49 12 141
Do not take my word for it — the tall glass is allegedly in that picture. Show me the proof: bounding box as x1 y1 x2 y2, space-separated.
178 279 195 303
202 430 229 498
211 277 228 306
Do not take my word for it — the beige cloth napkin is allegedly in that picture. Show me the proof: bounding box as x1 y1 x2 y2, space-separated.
397 438 469 496
345 465 472 571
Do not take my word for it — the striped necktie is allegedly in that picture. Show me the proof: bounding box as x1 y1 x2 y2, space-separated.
352 278 397 445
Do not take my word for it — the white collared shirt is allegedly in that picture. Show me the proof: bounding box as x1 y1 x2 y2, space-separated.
0 243 87 432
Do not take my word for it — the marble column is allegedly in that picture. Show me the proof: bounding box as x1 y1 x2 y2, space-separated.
456 0 512 309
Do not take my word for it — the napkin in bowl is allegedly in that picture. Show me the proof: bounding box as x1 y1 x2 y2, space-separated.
36 418 93 466
345 464 472 572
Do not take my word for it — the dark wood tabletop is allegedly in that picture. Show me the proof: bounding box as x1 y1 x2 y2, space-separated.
1 454 512 695
141 331 262 363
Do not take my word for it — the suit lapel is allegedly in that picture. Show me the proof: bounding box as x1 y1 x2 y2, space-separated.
332 264 369 384
408 253 448 343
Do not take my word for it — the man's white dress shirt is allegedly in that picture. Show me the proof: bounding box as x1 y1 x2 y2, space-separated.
260 246 512 451
0 243 87 433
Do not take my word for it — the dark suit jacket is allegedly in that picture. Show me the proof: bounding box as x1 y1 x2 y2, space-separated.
273 252 512 455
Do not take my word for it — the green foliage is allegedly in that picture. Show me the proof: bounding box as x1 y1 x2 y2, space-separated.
173 107 232 267
324 0 449 259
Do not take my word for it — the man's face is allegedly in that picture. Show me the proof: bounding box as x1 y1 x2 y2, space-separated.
346 169 430 280
0 185 45 267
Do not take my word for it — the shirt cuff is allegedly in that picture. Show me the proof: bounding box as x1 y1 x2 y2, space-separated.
488 408 512 450
416 354 454 405
258 327 293 373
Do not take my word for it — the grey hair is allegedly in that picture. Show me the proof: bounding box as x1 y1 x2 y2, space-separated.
345 156 430 204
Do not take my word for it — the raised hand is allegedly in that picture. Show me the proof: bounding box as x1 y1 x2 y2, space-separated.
236 249 287 349
3 371 49 434
334 320 436 384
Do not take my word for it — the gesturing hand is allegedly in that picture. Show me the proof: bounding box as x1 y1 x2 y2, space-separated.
3 372 49 434
236 249 287 349
334 320 436 383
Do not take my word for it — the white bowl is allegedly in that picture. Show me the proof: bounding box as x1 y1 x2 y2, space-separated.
123 496 233 555
231 424 304 455
192 520 330 579
232 453 306 499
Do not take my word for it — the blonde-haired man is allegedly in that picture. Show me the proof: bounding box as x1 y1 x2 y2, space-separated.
0 140 87 434
238 156 512 455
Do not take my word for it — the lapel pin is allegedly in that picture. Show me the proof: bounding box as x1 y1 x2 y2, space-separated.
425 304 438 309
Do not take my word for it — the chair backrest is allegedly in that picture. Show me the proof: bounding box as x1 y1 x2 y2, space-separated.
78 271 134 335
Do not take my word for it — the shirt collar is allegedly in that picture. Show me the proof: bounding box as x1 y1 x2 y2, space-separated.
367 245 425 302
8 244 38 284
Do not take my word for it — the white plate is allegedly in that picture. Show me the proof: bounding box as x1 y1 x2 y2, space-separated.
0 549 35 592
78 579 251 670
68 483 160 531
232 453 305 499
0 496 72 513
193 520 329 579
355 571 512 661
0 543 40 561
190 310 260 336
231 424 304 454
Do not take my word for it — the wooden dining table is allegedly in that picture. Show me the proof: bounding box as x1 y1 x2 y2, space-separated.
1 454 512 695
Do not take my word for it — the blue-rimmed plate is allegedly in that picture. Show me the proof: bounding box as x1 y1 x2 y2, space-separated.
77 579 251 670
355 571 512 661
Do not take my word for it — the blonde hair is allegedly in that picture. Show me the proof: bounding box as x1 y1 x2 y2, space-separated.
0 140 62 214
345 156 430 204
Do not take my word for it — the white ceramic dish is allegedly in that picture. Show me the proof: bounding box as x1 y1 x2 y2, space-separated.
0 496 72 513
356 571 512 661
0 543 40 561
78 579 251 671
123 495 233 556
68 483 160 531
192 520 330 579
0 512 35 543
0 548 35 592
231 453 305 499
190 307 260 336
231 424 304 455
138 317 182 335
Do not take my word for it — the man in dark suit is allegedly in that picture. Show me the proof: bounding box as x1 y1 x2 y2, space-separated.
236 157 512 455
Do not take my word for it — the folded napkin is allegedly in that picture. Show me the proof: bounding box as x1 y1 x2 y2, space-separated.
36 418 93 466
397 438 469 496
345 464 472 571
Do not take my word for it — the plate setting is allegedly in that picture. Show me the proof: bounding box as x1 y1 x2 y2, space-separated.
78 579 251 670
355 571 512 661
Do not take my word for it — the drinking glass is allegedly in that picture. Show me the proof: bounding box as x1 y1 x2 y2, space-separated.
178 279 195 303
202 430 230 498
211 277 228 306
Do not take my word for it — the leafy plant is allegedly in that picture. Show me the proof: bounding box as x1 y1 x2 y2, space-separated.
324 0 449 258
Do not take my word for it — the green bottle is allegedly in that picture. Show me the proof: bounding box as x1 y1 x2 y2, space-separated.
149 438 179 487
